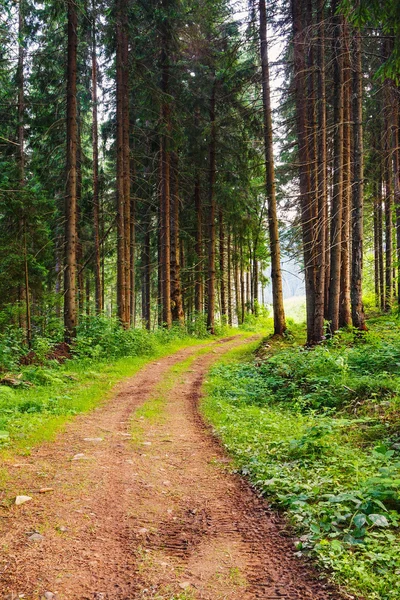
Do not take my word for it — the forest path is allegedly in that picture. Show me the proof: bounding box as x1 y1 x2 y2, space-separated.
0 336 345 600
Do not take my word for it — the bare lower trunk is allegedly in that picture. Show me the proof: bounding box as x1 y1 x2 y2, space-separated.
234 238 241 324
328 6 344 334
160 16 172 328
170 152 184 324
92 5 102 313
142 217 151 330
64 0 78 342
116 0 128 326
207 81 217 334
194 174 203 313
315 0 327 340
291 0 315 344
219 209 227 321
259 0 286 335
391 91 400 303
339 24 352 328
17 0 31 347
227 228 233 326
351 24 366 330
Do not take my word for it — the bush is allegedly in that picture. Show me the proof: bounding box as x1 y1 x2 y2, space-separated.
0 325 27 370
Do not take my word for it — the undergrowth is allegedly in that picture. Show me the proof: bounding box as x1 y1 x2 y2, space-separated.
202 317 400 600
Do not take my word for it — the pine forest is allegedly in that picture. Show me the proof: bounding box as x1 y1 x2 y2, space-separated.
1 1 400 599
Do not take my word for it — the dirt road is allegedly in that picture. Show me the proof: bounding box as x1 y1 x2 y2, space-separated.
0 337 346 599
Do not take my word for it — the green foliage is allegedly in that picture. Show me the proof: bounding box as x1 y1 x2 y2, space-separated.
202 318 400 600
74 315 211 361
239 305 271 331
0 324 27 371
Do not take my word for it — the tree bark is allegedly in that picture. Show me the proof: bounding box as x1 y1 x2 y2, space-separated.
142 215 151 330
116 0 128 326
315 0 327 340
339 23 352 328
64 0 78 342
170 152 184 324
391 90 400 303
160 9 172 328
17 0 31 347
219 209 227 321
384 108 393 311
207 80 217 334
122 15 131 325
227 227 233 325
351 25 366 330
259 0 286 335
234 237 241 324
291 0 315 344
240 243 245 324
328 5 344 334
194 173 203 314
92 3 102 314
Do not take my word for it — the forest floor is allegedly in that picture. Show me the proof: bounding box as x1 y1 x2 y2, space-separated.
0 335 345 600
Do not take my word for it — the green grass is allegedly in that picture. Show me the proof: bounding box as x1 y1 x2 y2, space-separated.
202 317 400 600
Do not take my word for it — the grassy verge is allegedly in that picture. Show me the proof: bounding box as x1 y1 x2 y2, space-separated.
202 317 400 600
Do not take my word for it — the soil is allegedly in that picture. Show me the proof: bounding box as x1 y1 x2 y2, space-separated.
19 343 72 366
0 337 352 600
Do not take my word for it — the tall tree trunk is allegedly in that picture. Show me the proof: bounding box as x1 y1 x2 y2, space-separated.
170 152 184 324
391 91 400 302
253 250 259 314
378 175 385 309
384 117 393 312
92 3 102 314
315 0 327 339
246 269 251 311
374 178 382 307
142 216 151 330
64 0 78 342
227 227 233 326
207 81 217 333
194 173 203 314
339 24 352 328
160 15 172 328
77 118 84 318
240 243 245 324
219 209 227 321
130 165 136 326
122 17 131 325
234 238 240 324
85 274 91 315
17 0 31 347
351 24 366 330
259 0 286 335
116 0 127 326
328 5 344 334
291 0 315 343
